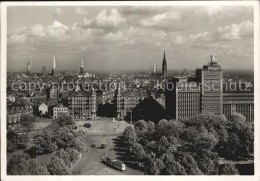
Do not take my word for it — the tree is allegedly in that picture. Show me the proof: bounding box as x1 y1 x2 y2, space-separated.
20 114 35 132
134 120 148 134
221 113 254 159
66 147 80 164
33 133 55 155
55 116 76 128
48 155 71 175
219 163 239 175
230 112 246 123
174 152 202 175
129 143 147 162
7 131 29 152
29 160 50 175
53 127 85 152
7 153 31 175
55 149 71 167
123 126 137 145
164 160 186 175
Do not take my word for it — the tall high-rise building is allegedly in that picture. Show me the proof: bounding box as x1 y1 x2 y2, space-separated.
27 61 31 76
80 59 85 75
196 55 223 114
162 50 167 77
52 55 56 76
153 62 157 74
165 77 201 121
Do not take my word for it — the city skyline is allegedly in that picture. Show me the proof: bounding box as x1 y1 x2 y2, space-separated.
7 6 254 72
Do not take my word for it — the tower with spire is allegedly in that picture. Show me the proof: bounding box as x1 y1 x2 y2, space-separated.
27 61 31 76
162 50 167 77
153 62 157 74
80 59 85 75
52 55 56 76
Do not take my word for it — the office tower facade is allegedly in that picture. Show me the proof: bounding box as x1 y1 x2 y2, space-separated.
223 90 254 123
162 50 167 77
196 55 223 114
165 77 201 121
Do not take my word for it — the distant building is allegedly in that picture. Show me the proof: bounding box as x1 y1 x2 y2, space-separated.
52 55 56 76
153 62 157 75
67 90 97 119
196 55 223 114
7 98 32 130
42 66 46 74
27 61 31 76
166 77 201 120
80 59 85 75
96 90 115 105
162 50 167 77
53 103 69 119
116 88 149 119
47 84 59 103
223 87 254 123
39 102 48 115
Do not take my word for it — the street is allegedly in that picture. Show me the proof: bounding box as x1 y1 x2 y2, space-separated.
72 118 143 175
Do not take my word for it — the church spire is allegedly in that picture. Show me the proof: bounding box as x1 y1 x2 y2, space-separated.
162 50 167 77
52 55 56 76
80 59 85 75
153 62 157 74
27 61 31 76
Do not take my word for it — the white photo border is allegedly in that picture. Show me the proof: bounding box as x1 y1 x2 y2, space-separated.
1 1 259 181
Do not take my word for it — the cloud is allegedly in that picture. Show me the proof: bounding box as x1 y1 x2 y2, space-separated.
120 6 168 16
170 20 253 46
45 20 70 41
171 32 213 45
120 27 167 47
76 7 88 16
217 20 253 40
73 8 126 31
139 11 189 32
54 7 63 16
140 12 180 27
8 20 70 44
9 34 27 44
96 9 126 27
104 31 124 42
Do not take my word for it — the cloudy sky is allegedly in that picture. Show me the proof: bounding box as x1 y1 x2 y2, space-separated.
7 6 254 72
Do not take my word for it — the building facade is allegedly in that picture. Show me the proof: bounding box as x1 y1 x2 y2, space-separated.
53 103 69 119
166 77 201 120
67 90 97 119
196 55 223 114
39 102 48 115
223 91 254 123
7 98 32 130
116 89 148 119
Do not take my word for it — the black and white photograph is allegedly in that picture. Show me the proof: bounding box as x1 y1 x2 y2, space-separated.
1 1 259 180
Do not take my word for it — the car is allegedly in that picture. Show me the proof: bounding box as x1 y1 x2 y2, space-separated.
84 123 92 128
100 144 107 149
91 143 96 147
111 118 116 123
